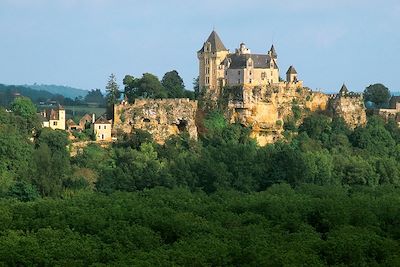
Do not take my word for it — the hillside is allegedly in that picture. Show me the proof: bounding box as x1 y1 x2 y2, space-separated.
26 84 88 99
0 84 54 107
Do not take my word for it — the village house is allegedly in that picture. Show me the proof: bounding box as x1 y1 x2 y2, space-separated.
93 115 112 141
40 105 66 130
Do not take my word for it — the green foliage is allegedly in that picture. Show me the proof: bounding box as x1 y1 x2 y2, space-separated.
10 97 40 132
0 186 398 265
203 110 227 134
299 113 332 143
124 71 195 102
364 83 391 107
124 73 167 102
84 89 105 106
105 73 120 118
10 97 37 120
105 73 121 106
161 70 185 98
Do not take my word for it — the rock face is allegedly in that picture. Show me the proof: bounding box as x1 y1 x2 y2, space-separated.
331 93 367 128
221 83 330 145
114 98 198 144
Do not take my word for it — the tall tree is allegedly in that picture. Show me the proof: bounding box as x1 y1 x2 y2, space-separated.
10 97 37 121
105 73 121 119
161 70 185 98
193 76 200 98
10 96 40 133
123 75 138 103
364 83 391 108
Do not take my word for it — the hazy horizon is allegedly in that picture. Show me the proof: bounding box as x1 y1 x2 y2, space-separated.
1 0 399 93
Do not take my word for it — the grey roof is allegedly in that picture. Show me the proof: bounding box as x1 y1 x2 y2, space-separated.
270 45 277 59
95 115 111 124
198 30 227 53
286 65 297 74
226 54 278 69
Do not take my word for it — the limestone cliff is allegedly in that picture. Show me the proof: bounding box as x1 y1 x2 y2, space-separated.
221 83 330 145
114 98 198 144
331 93 367 128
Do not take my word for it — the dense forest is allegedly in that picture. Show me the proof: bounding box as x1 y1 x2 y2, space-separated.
1 96 400 265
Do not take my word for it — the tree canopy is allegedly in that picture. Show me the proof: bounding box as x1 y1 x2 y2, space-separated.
364 83 391 107
161 70 185 98
123 71 195 103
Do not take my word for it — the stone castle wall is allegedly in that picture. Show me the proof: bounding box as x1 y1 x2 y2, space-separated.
114 98 198 144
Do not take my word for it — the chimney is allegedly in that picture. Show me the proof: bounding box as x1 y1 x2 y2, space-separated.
92 113 96 124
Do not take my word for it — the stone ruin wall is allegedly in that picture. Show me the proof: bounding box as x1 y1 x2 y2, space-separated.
331 94 367 129
112 87 368 146
376 104 400 126
114 98 198 144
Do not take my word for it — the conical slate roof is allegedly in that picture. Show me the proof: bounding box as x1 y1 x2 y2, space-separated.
286 65 297 74
199 30 227 52
270 45 277 58
339 84 349 95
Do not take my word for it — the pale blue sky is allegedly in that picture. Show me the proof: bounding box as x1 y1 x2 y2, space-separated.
0 0 399 93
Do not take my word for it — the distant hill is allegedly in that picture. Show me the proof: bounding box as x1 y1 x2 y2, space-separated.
0 84 55 107
25 84 88 99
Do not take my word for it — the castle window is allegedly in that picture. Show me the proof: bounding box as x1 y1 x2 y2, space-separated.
238 70 241 75
249 79 252 83
238 79 241 84
205 58 209 65
225 71 227 76
206 67 210 74
250 71 252 76
53 121 57 126
205 77 209 84
104 126 107 129
261 72 266 79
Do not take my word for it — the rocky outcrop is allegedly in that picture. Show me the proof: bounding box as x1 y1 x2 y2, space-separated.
331 93 367 128
221 83 330 145
114 98 198 144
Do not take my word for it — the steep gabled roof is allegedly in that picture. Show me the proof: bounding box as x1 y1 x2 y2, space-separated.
94 115 111 124
198 30 227 53
286 65 297 74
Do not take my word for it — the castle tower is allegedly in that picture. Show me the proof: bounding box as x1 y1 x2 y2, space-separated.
197 30 229 100
286 65 298 83
339 83 349 96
